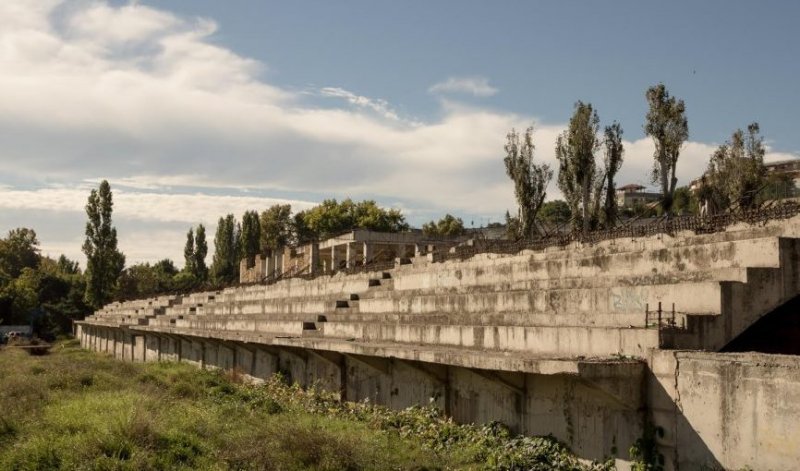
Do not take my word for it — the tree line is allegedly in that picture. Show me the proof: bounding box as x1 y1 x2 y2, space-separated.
503 83 784 239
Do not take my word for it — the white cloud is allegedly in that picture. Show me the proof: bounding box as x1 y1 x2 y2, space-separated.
319 87 410 123
0 1 797 265
0 186 316 225
429 76 498 97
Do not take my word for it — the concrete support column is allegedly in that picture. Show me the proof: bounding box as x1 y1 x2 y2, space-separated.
345 243 353 268
266 251 275 277
363 242 373 264
414 244 423 257
309 242 320 274
331 246 340 272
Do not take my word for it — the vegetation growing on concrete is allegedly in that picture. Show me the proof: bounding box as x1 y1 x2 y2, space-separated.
0 341 613 470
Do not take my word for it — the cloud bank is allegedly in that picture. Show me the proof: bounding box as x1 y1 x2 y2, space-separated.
0 0 795 265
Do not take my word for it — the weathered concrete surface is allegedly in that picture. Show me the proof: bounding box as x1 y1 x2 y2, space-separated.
75 215 800 469
649 351 800 471
76 323 644 463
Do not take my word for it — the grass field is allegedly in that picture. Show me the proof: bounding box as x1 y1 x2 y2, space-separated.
0 340 610 470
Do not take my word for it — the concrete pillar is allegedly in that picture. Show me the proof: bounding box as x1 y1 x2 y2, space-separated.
309 242 320 274
345 243 353 268
331 246 339 272
257 256 267 280
363 242 373 264
414 244 423 257
266 252 275 277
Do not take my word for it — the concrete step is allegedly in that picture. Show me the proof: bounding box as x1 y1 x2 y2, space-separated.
390 236 784 293
318 321 660 358
358 282 724 317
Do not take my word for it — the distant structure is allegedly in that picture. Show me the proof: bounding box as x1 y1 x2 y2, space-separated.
765 159 800 185
690 159 800 193
615 183 661 209
240 229 464 283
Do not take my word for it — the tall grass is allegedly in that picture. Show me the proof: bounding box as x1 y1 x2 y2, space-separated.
0 341 608 470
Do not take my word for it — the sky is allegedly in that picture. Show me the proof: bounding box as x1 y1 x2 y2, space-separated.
1 0 799 267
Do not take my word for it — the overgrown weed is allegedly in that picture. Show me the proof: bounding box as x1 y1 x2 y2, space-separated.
0 340 610 470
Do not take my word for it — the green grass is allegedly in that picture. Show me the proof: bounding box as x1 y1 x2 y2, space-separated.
0 341 611 470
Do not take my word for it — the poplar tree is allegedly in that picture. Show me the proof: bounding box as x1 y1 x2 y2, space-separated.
211 214 238 285
240 210 261 268
194 224 208 281
83 180 125 308
601 122 625 227
183 228 195 274
503 126 553 238
556 102 600 235
644 84 688 216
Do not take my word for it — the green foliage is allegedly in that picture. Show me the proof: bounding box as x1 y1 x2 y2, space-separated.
182 225 209 283
0 231 89 333
82 180 125 308
240 210 261 268
210 214 239 285
0 342 611 471
539 200 572 227
505 211 522 240
56 255 79 275
644 84 688 215
259 204 293 253
601 122 625 227
629 423 665 471
117 262 178 300
183 228 195 275
193 225 208 282
0 228 40 280
504 126 553 238
556 102 601 234
672 186 698 215
422 214 466 237
295 199 408 242
707 123 767 210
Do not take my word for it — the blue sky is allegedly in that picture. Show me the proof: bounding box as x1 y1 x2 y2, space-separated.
1 0 798 265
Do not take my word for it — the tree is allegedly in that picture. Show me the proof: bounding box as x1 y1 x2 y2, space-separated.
211 214 239 285
504 126 553 238
538 200 572 227
183 228 195 274
82 180 125 308
707 123 767 210
295 199 409 241
556 102 600 235
260 204 293 253
644 84 688 216
194 224 208 282
240 210 261 268
672 186 698 215
601 122 625 227
422 214 465 237
56 255 80 275
0 228 40 280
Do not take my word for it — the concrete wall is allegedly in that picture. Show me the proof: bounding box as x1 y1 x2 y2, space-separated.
77 326 643 465
649 351 800 470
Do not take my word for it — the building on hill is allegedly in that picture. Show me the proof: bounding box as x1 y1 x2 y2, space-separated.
615 184 661 209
